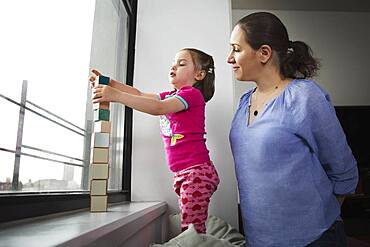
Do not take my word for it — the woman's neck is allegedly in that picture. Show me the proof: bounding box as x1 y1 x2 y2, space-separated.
255 73 287 94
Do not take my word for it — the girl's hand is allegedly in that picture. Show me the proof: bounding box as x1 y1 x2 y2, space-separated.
92 85 121 103
89 69 102 88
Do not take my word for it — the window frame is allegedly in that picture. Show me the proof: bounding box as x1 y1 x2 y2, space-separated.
0 0 137 223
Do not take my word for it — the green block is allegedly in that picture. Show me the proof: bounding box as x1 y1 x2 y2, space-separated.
94 109 110 121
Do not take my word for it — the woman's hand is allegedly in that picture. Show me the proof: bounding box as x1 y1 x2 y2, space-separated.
92 85 122 103
89 69 102 88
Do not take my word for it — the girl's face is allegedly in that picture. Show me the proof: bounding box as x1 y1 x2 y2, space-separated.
169 50 199 89
227 25 260 81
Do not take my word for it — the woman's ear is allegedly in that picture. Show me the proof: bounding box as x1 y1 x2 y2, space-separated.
195 70 206 81
258 45 272 64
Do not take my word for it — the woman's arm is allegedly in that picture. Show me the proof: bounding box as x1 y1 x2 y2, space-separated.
303 88 359 197
92 85 185 115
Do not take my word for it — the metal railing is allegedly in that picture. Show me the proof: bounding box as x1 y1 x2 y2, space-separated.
0 80 88 190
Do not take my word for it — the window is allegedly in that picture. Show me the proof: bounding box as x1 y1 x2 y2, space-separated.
0 0 137 222
89 0 130 191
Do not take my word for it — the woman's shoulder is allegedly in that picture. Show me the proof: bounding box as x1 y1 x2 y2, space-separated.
283 79 333 125
286 79 331 106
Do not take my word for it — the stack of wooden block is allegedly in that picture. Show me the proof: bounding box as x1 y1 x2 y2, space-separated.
90 75 111 212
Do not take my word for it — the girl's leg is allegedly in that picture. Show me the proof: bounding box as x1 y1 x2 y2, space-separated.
173 163 220 234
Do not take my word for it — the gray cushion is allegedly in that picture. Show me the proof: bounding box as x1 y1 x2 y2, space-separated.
151 214 245 247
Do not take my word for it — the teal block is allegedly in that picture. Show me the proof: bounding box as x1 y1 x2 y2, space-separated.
98 75 110 85
94 109 110 121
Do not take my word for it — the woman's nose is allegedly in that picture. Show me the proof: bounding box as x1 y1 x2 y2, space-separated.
227 51 234 64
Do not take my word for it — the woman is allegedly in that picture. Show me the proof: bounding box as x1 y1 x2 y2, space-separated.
227 12 358 247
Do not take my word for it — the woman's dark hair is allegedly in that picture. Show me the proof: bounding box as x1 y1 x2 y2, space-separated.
181 48 215 102
236 12 320 79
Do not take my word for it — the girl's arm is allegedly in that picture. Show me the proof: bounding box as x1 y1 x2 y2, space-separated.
89 69 159 100
92 85 185 115
109 78 159 100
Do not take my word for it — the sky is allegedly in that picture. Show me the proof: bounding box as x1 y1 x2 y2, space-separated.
0 0 96 187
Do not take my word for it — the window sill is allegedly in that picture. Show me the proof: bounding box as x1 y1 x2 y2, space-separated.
0 201 167 246
0 191 130 223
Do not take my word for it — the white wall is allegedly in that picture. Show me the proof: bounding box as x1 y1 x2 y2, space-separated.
131 0 238 229
232 10 370 107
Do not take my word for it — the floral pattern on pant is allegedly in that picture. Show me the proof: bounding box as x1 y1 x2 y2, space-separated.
173 161 220 234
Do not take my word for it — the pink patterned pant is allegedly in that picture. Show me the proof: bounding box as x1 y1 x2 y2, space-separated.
173 161 220 234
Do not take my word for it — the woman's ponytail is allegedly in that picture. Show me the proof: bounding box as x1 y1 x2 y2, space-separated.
281 41 320 79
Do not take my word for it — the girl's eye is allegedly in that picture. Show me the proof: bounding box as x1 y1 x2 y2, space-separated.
179 63 186 66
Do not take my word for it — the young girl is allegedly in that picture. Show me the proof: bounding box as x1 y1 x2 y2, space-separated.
90 48 220 234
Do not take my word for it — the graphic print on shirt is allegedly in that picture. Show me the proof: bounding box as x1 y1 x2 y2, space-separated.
159 115 184 146
159 115 172 137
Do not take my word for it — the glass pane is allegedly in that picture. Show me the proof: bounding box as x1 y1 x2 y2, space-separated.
19 156 82 192
0 0 95 193
90 0 129 191
0 151 15 192
0 81 22 191
0 82 22 150
22 107 85 163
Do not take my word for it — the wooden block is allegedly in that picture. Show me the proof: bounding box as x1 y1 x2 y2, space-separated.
91 147 109 163
94 121 111 133
90 179 107 195
91 132 110 148
94 109 110 121
91 163 109 179
93 102 110 110
97 75 110 85
90 195 108 212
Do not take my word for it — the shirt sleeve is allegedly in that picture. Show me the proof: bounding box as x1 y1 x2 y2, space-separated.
159 90 176 100
175 87 205 110
296 85 358 195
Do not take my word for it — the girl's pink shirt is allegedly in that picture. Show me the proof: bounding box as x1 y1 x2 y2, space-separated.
158 86 210 172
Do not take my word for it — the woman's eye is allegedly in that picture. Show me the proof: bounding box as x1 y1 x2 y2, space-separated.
231 46 240 52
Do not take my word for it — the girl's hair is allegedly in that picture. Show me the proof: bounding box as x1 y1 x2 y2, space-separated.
236 12 320 79
181 48 215 102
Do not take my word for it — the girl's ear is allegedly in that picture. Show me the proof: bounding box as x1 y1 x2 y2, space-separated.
195 70 206 81
258 45 272 64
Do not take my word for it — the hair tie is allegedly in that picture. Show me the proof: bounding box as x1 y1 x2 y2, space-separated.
207 67 214 74
287 40 294 53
